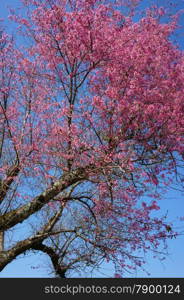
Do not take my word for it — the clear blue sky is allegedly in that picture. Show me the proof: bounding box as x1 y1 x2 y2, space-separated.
0 0 184 278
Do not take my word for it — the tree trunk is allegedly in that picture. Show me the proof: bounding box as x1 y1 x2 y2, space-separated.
0 231 5 268
0 231 4 251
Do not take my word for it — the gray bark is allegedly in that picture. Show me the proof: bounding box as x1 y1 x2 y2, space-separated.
0 231 4 252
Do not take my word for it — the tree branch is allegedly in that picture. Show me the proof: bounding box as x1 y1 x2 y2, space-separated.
0 205 70 271
0 163 20 204
32 242 67 278
0 167 88 231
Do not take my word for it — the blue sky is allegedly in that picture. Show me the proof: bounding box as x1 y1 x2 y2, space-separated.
0 0 184 278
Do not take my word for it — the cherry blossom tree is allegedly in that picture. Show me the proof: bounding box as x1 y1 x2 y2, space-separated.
0 0 184 277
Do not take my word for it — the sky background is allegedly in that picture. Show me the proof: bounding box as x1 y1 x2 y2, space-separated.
0 0 184 278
